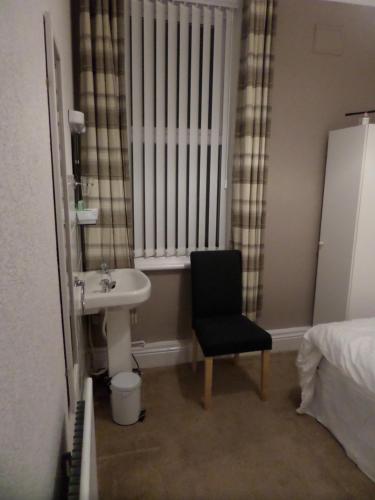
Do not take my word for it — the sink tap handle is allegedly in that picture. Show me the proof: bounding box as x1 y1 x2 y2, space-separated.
74 277 86 312
100 278 110 292
74 276 85 289
100 262 109 273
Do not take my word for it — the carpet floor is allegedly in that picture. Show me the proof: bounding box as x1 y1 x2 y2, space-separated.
94 351 375 499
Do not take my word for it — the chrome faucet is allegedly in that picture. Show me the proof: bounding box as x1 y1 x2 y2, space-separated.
100 262 109 274
100 277 116 293
74 276 86 312
100 261 113 280
99 263 116 292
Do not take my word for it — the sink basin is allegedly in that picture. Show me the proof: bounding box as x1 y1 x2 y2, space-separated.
75 267 151 376
78 268 151 314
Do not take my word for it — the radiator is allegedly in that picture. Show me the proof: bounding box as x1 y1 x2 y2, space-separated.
68 378 99 500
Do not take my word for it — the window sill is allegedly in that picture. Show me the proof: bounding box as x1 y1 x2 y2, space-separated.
134 256 191 271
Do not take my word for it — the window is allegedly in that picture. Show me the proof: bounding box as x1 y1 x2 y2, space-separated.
124 0 241 269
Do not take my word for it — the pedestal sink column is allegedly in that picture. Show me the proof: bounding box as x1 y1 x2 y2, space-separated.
106 308 133 377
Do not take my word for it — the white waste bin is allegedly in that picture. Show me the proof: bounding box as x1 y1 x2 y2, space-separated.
110 371 142 426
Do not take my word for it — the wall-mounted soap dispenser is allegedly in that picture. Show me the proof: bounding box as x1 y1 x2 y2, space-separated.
69 109 86 134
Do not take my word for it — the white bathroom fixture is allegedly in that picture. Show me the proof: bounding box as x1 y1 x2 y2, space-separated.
111 372 142 426
79 268 150 313
76 208 99 225
76 268 151 376
69 109 86 134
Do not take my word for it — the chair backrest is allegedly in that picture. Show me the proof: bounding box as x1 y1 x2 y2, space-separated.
190 250 242 321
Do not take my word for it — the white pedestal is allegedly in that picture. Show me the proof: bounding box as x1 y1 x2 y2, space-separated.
106 308 132 377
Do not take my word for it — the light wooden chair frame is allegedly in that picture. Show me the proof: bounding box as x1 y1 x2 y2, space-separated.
192 331 271 410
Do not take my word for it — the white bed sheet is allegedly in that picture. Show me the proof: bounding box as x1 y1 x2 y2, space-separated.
303 358 375 482
297 318 375 413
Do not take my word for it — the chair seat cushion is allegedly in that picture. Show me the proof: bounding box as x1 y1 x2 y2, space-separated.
194 315 272 357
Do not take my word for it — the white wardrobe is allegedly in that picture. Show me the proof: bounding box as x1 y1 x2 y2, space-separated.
313 124 375 325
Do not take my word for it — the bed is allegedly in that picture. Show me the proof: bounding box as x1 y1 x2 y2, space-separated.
296 318 375 482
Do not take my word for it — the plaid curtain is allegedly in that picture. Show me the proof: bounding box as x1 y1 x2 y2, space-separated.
79 0 133 270
231 0 276 320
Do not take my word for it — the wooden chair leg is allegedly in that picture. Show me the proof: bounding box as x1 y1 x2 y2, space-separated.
192 330 198 372
233 353 240 365
203 357 213 410
260 350 271 401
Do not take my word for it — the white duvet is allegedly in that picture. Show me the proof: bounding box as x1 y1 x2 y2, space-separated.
296 317 375 413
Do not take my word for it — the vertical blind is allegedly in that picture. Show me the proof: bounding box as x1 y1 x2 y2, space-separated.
124 0 237 259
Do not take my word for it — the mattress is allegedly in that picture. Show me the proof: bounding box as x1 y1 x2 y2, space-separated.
303 358 375 482
296 317 375 413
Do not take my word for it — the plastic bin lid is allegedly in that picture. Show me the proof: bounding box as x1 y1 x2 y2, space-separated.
111 371 141 392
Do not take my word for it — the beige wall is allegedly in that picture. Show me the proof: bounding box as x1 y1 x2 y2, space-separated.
132 0 375 343
0 1 78 497
132 271 192 342
261 0 375 329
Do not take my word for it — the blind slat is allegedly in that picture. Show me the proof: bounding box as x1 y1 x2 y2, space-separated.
156 1 166 256
208 8 223 249
131 0 144 257
219 10 234 249
188 5 201 252
144 0 156 256
198 7 212 249
177 4 189 255
166 3 178 255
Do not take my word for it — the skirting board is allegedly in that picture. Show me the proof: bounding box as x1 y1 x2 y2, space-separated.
91 326 310 371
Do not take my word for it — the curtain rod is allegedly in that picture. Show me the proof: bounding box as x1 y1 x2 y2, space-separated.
345 109 375 117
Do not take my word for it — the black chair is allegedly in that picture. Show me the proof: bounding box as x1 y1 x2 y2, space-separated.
190 250 272 409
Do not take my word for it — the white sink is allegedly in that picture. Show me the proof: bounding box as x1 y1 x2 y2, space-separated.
78 268 151 314
75 268 151 377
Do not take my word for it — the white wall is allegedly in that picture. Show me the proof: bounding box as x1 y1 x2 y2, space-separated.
0 1 77 498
